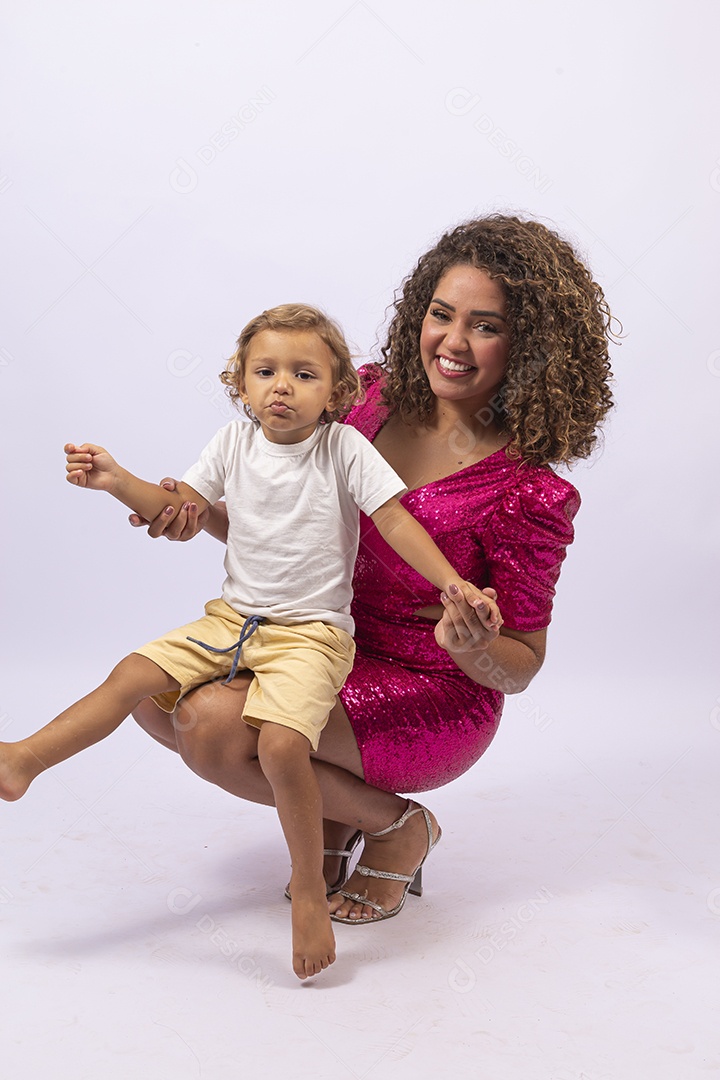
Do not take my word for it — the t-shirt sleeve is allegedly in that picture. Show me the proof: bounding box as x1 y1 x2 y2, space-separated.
482 473 581 632
181 424 234 504
336 425 406 516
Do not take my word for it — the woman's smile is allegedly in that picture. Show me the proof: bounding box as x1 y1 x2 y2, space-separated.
434 354 476 377
420 265 509 413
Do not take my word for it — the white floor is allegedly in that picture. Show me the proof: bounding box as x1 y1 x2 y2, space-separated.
2 665 718 1080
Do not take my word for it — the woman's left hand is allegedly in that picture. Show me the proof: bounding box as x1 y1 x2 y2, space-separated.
126 478 207 540
435 586 502 654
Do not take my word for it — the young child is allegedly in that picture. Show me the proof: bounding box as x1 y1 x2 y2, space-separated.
0 304 502 980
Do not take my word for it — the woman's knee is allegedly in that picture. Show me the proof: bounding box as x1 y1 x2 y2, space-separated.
173 678 258 778
132 697 178 752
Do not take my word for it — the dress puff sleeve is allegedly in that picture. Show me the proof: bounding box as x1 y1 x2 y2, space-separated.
482 470 581 633
341 364 387 441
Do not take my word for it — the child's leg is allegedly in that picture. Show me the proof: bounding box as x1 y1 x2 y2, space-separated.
256 721 335 980
0 655 179 801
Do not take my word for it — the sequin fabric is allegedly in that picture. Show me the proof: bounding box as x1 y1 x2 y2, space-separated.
339 366 581 793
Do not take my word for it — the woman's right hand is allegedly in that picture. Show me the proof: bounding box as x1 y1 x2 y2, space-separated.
435 585 502 655
128 478 208 540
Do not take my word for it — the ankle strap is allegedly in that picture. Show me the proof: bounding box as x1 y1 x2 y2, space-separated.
367 800 418 838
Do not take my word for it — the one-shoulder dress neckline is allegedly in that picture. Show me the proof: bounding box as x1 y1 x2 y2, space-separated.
370 414 513 496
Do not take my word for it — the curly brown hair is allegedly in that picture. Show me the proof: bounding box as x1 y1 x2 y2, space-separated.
220 303 363 424
380 215 617 467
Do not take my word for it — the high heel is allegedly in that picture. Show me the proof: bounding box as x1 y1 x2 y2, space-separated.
323 830 363 894
284 829 362 901
329 801 441 924
409 865 423 898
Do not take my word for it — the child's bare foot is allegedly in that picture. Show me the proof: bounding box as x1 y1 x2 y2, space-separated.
290 884 337 980
0 743 37 801
327 803 440 923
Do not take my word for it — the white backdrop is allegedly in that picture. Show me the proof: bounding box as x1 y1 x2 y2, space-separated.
1 0 718 757
2 4 720 1076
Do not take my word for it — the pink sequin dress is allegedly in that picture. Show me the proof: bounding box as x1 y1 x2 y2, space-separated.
339 366 581 793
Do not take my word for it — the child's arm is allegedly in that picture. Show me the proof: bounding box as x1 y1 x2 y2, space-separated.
128 479 230 543
369 496 502 631
64 443 210 522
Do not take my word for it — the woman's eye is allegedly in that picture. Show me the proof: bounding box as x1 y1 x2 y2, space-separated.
430 308 450 321
476 322 498 334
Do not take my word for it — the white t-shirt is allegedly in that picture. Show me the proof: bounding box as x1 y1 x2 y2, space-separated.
182 420 405 635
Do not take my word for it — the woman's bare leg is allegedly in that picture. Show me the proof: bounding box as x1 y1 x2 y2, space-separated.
132 698 180 752
133 676 365 880
167 678 439 921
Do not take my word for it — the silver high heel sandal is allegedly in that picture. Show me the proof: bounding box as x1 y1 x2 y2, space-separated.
284 829 363 901
329 800 441 924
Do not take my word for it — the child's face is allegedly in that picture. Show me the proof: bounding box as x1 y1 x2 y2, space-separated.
239 329 338 444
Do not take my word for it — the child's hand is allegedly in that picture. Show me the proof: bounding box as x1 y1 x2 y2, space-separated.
436 583 503 654
64 443 120 491
456 581 502 631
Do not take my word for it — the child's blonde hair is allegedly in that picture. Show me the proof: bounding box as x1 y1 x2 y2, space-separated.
220 303 363 424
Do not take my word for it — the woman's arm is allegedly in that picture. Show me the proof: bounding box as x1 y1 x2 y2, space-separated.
447 624 546 693
434 588 546 692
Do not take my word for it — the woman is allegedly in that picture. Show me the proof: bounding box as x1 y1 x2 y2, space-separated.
131 215 614 924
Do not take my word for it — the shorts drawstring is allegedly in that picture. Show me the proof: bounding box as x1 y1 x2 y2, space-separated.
187 614 264 685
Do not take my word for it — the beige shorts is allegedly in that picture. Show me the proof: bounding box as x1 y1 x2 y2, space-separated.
133 598 354 750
